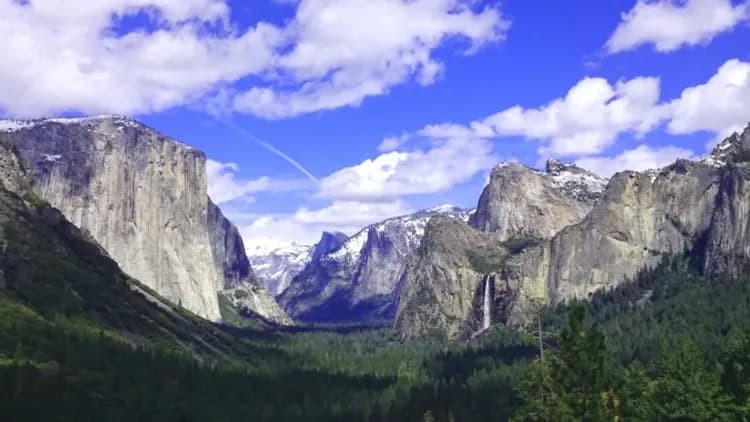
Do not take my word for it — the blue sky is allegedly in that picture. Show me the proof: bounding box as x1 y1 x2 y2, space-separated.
1 0 749 249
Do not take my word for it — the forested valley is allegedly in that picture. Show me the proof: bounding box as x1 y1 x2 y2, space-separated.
3 251 750 421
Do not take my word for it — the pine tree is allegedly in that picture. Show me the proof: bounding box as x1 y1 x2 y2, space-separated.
13 341 24 361
650 340 733 421
513 304 617 421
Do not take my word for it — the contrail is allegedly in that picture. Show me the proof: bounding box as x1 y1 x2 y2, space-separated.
217 118 320 185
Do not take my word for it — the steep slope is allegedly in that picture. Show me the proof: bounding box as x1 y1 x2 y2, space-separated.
208 201 292 325
0 116 288 324
0 137 247 360
394 217 508 339
279 206 471 323
397 124 750 339
397 162 603 338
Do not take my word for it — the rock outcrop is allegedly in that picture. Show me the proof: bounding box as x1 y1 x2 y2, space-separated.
469 161 606 241
396 161 604 338
1 116 289 324
394 217 507 339
280 206 472 323
0 139 252 359
209 201 292 324
396 124 750 338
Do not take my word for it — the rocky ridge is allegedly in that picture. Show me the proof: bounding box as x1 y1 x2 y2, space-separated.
397 161 605 338
247 231 348 297
279 206 472 322
396 124 750 339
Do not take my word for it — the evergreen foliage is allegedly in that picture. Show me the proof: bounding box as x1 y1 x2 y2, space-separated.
3 192 750 422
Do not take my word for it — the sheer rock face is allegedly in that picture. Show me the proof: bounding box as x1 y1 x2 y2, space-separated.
0 139 33 195
394 217 507 339
279 207 471 323
703 127 750 278
397 126 750 338
469 161 606 242
207 200 253 290
397 162 604 338
2 116 288 324
0 139 31 288
208 200 292 325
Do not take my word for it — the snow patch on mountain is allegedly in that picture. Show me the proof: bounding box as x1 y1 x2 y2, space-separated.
247 242 312 297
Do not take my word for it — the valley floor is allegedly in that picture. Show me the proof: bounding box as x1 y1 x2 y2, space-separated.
3 256 750 421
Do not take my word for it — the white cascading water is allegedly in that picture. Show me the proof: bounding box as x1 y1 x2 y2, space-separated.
482 275 492 330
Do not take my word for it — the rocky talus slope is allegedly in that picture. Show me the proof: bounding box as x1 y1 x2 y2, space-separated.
0 116 289 325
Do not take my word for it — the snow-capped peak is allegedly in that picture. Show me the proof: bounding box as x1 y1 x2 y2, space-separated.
702 124 750 166
423 203 460 213
0 115 138 132
326 205 470 262
246 240 311 258
544 159 608 202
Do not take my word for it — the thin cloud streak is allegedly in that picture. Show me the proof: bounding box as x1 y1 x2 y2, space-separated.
217 118 320 185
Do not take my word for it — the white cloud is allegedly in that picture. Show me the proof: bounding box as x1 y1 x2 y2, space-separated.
233 0 508 119
488 76 665 156
606 0 749 54
314 74 670 204
240 200 411 248
415 76 666 158
0 1 283 117
206 159 311 204
318 136 496 202
667 58 750 144
575 145 695 177
378 134 410 152
0 0 508 119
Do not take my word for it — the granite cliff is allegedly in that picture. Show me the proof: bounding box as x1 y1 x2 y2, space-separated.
396 162 605 338
0 116 289 324
396 124 750 339
0 138 250 359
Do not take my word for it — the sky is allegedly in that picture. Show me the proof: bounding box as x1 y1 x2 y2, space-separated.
1 0 749 250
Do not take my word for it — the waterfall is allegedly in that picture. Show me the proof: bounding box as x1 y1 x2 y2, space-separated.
482 275 492 330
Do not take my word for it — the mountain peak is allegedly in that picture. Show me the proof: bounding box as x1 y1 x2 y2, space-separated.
545 158 590 176
708 123 750 165
311 231 349 261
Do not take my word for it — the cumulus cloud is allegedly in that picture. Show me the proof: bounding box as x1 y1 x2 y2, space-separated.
233 0 507 119
0 0 283 117
575 145 696 177
378 134 410 152
606 0 749 53
487 76 665 156
318 136 496 202
240 200 411 248
206 159 311 204
413 76 666 158
0 0 509 119
667 58 750 144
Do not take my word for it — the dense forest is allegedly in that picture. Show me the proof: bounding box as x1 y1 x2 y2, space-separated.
3 205 750 422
